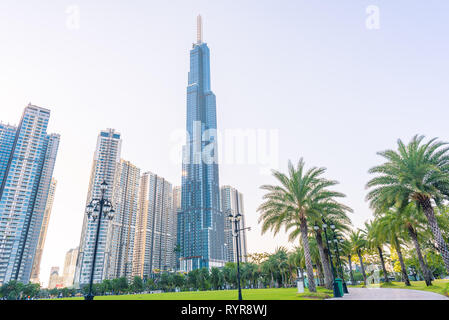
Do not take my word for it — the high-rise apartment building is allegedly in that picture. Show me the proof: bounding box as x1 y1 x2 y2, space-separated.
221 186 248 263
173 186 181 270
178 16 225 272
0 104 60 285
62 247 79 288
30 178 57 284
133 173 175 278
74 129 122 287
105 159 140 280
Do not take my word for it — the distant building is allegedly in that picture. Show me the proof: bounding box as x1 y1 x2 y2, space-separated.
173 186 181 270
221 186 248 263
0 104 60 285
48 266 63 289
62 247 79 288
133 173 176 278
30 179 57 284
74 129 122 287
105 160 140 281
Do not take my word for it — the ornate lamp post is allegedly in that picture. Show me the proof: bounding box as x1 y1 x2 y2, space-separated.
320 219 342 298
332 232 349 294
84 180 115 301
228 213 250 301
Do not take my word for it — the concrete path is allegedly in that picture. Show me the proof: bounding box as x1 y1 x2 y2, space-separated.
329 288 449 300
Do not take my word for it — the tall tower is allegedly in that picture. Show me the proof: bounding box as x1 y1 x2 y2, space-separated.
0 104 60 285
178 16 225 272
74 129 122 287
105 159 140 281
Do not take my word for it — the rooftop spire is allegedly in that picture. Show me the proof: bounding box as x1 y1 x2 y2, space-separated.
197 15 203 44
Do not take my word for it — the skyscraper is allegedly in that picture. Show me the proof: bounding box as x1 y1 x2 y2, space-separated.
74 129 122 287
133 172 176 278
178 16 225 271
221 186 248 263
62 247 79 288
173 186 181 270
30 178 58 284
105 159 140 280
0 104 60 285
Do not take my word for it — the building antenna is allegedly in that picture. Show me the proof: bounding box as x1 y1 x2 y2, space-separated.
197 14 203 44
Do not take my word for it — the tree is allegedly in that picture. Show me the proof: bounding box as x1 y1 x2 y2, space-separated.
349 230 368 285
396 203 433 285
258 159 350 292
375 210 411 286
339 239 356 284
210 267 222 290
364 220 390 283
367 135 449 273
130 276 144 293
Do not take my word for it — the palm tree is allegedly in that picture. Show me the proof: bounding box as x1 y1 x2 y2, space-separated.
288 247 306 288
396 203 433 285
339 238 356 284
364 220 390 283
366 135 449 273
307 204 352 290
258 159 349 292
349 230 367 285
375 210 411 286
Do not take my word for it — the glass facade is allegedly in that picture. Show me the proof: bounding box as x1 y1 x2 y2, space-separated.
0 105 60 285
178 33 225 271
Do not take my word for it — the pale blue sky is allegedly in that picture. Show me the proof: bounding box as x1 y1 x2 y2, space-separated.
1 1 448 286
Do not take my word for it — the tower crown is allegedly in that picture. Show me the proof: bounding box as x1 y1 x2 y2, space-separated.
197 15 203 44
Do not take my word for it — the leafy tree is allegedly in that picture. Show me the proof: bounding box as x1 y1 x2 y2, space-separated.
364 220 390 283
367 135 449 273
349 230 368 285
375 210 411 286
258 159 349 292
130 276 144 293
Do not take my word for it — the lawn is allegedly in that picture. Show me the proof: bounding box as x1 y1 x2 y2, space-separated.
349 279 449 297
58 287 333 300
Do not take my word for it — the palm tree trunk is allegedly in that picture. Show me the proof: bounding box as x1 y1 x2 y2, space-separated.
348 255 355 284
315 231 333 290
408 226 432 286
357 250 367 286
419 197 449 274
300 218 316 292
394 237 410 286
377 246 389 283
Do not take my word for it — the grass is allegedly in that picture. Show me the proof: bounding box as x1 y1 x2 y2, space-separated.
349 279 449 297
57 287 333 301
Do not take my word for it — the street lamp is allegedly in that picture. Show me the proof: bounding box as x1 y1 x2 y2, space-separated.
228 212 250 301
332 233 349 294
84 180 115 301
321 219 342 298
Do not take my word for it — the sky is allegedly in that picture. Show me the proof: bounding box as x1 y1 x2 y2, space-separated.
1 0 448 287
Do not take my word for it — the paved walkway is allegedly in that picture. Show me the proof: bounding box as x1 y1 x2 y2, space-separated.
329 288 449 300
